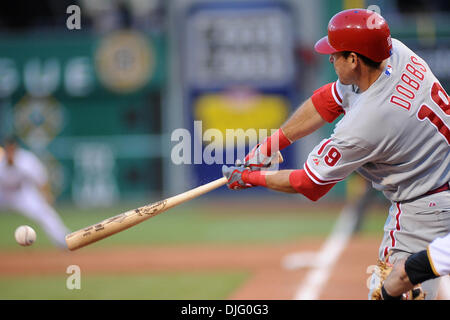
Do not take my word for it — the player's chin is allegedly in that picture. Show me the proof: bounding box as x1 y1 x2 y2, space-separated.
334 69 351 85
337 76 352 85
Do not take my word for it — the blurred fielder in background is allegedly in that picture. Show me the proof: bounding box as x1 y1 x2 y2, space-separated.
222 8 450 299
0 136 70 249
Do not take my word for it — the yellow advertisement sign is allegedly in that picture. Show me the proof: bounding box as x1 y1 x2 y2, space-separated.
194 90 289 146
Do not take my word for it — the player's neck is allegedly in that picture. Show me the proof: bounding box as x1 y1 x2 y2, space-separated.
355 60 387 92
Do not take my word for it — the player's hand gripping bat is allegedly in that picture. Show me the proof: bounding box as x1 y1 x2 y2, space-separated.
65 152 283 251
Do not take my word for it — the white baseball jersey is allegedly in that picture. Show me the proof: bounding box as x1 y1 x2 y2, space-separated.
0 148 69 248
428 233 450 276
308 38 450 202
0 148 48 193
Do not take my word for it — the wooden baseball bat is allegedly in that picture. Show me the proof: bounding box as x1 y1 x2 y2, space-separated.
65 177 228 251
65 152 283 251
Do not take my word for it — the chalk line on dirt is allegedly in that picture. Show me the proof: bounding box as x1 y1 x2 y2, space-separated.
290 205 358 300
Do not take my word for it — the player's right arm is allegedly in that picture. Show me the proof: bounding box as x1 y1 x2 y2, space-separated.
222 167 336 201
225 131 376 201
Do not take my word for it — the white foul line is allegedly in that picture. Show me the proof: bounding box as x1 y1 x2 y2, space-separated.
293 205 358 300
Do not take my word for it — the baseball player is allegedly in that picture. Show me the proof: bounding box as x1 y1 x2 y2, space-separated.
0 136 70 248
380 233 450 300
222 9 450 299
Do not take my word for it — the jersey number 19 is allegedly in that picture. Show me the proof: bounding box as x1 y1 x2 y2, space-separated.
417 82 450 144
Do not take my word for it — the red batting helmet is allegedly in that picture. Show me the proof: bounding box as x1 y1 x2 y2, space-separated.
315 9 392 62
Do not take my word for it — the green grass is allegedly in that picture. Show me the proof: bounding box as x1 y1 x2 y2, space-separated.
0 202 388 249
0 203 345 249
0 202 388 300
359 209 388 235
0 272 248 299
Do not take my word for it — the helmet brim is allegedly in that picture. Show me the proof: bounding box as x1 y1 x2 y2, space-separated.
314 36 338 55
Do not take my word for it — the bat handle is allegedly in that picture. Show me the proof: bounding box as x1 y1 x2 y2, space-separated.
274 151 284 164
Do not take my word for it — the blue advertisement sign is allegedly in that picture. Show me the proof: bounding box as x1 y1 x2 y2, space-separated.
183 1 298 187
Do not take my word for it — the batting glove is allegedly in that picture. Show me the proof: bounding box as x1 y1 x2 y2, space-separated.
243 143 280 170
222 165 253 190
242 129 290 170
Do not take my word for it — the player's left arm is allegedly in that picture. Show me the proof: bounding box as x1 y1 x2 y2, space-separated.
278 81 346 144
243 98 326 170
281 97 328 142
244 80 348 171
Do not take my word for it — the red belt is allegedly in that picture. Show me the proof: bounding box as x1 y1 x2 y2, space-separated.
424 182 450 197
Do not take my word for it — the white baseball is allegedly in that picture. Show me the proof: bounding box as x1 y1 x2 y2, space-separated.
14 225 36 246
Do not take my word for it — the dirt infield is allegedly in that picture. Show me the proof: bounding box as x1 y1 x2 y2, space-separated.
0 235 382 299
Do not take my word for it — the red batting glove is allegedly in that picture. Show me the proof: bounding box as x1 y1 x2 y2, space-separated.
243 129 291 170
222 165 268 190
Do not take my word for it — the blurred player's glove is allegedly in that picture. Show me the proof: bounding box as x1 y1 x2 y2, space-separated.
370 256 426 300
222 165 253 190
243 144 283 170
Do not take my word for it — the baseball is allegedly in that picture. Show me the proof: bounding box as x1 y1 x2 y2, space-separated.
14 225 36 246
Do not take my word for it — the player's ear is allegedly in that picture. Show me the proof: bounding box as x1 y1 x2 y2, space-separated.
351 52 358 66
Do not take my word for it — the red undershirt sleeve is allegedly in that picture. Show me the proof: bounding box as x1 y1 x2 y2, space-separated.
259 128 292 156
288 169 336 201
242 169 335 202
311 82 345 123
242 170 267 187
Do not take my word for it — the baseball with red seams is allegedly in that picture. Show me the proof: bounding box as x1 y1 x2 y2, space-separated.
14 225 36 246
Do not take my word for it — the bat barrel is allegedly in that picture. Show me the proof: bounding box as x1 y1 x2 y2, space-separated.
65 207 159 251
65 177 228 251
